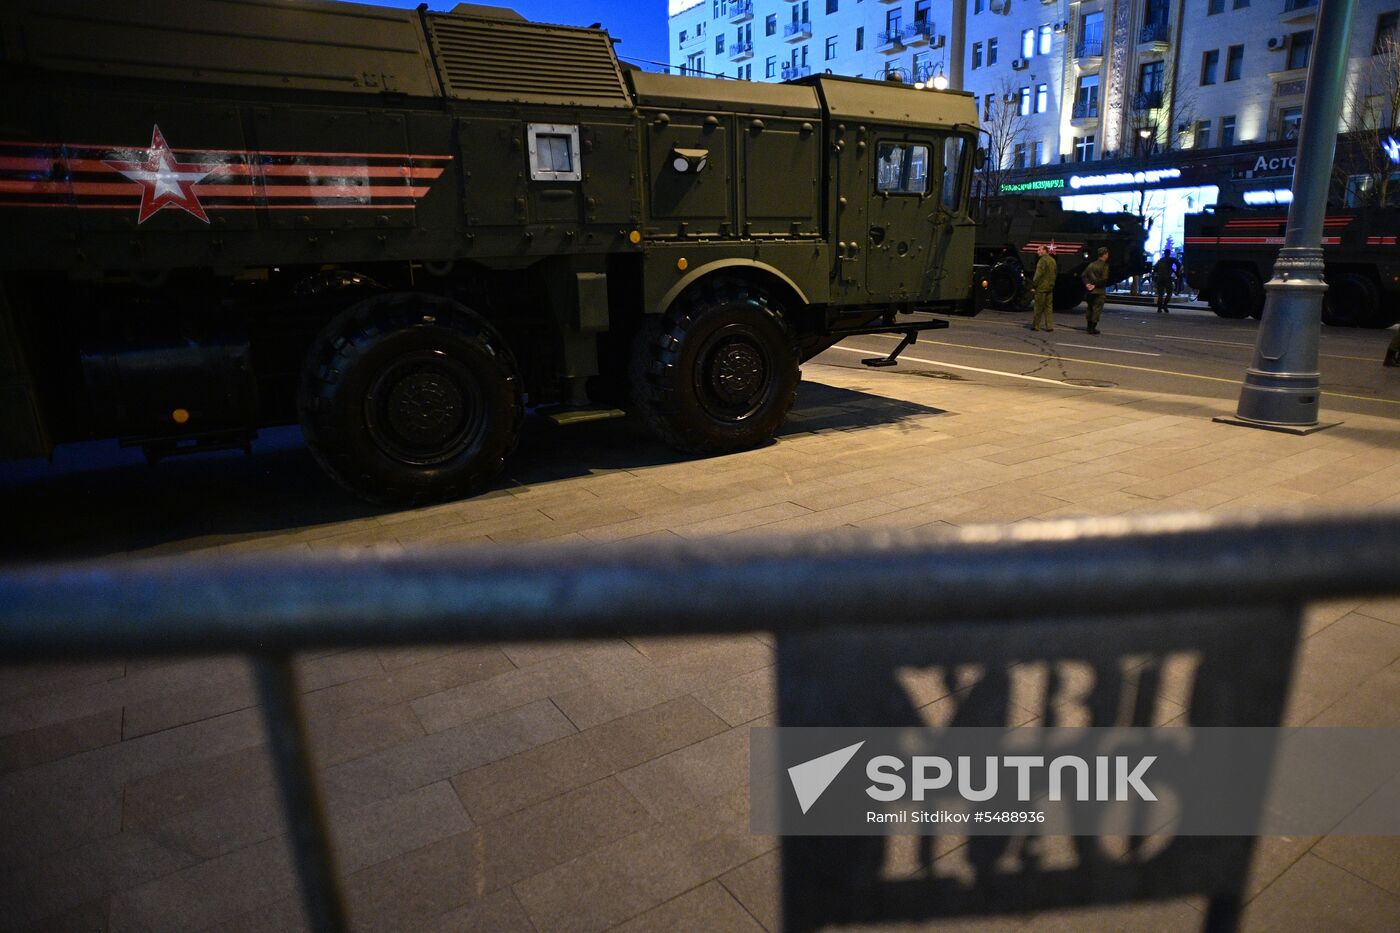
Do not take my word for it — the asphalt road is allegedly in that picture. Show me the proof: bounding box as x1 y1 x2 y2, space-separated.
816 301 1400 419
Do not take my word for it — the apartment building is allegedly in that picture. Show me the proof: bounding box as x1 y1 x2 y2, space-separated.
668 1 1400 253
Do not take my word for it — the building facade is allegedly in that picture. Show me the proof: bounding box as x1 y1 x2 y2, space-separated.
667 1 1400 255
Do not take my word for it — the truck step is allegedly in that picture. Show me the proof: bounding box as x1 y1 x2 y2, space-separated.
543 408 628 426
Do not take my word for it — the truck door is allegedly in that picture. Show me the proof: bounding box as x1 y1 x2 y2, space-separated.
866 136 935 300
930 134 972 301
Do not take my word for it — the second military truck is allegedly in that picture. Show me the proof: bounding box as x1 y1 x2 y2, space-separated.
0 0 983 504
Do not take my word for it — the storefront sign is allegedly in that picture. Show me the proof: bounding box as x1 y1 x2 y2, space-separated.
1249 153 1296 176
1000 178 1065 193
1067 167 1182 190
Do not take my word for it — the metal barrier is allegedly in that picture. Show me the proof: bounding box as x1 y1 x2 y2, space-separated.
3 510 1399 932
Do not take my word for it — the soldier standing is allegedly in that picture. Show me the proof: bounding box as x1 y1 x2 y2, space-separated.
1032 244 1056 332
1151 247 1180 313
1082 247 1110 335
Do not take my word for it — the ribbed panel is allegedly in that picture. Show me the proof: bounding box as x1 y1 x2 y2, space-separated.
428 16 630 107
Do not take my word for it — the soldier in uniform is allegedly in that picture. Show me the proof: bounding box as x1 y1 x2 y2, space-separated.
1031 244 1056 332
1082 246 1110 335
1151 247 1180 313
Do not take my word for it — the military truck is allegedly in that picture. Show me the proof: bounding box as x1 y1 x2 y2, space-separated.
972 196 1148 312
0 0 984 504
1185 203 1400 328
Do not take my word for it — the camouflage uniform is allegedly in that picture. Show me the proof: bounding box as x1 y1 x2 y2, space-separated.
1032 252 1057 331
1082 255 1109 334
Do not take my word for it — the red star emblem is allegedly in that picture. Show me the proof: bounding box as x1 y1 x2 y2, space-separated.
104 125 217 224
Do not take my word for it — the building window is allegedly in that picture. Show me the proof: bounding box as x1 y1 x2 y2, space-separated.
1020 86 1032 116
1014 143 1027 169
1080 11 1104 55
886 9 902 35
1286 30 1312 71
1039 25 1052 56
765 14 777 37
801 43 809 67
975 0 984 13
716 35 725 55
1208 0 1224 14
983 93 994 121
827 0 839 13
826 36 837 59
1075 74 1100 117
1031 140 1044 165
1201 49 1219 85
972 42 983 69
1226 44 1244 80
856 26 864 51
766 55 777 78
1075 135 1096 162
1234 0 1250 7
988 37 998 65
1221 115 1236 146
1375 11 1398 54
1035 84 1048 113
1280 106 1303 140
686 52 705 76
1194 120 1212 149
1021 29 1035 59
915 0 932 23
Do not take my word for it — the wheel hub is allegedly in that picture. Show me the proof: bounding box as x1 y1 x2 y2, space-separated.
709 341 765 405
386 372 463 445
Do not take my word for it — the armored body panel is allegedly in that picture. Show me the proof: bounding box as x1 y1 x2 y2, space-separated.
1184 204 1400 328
0 0 982 502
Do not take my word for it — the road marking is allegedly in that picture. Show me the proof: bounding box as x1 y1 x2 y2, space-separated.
1058 343 1161 357
826 345 1085 387
848 334 1400 406
1149 332 1382 362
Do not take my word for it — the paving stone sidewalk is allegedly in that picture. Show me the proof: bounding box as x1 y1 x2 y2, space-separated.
1 361 1398 932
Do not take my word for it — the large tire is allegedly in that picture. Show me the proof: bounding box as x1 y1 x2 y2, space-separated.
630 280 799 454
1052 274 1088 312
298 293 523 505
985 258 1026 310
1323 271 1385 328
1208 267 1263 319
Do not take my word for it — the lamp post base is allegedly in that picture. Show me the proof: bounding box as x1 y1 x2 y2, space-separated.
1212 414 1342 436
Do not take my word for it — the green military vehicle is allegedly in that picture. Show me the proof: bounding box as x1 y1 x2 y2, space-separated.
0 0 983 504
973 196 1148 312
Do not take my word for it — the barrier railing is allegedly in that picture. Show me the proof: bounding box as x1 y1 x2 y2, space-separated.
3 510 1398 932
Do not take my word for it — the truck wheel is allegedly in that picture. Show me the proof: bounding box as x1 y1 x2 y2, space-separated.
630 281 798 454
1208 268 1262 319
985 259 1025 309
298 293 523 505
1052 274 1087 311
1323 272 1383 328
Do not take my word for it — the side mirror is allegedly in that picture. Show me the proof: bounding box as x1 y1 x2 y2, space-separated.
973 147 988 170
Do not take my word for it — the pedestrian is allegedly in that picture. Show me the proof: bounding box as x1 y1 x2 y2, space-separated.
1151 247 1180 313
1384 326 1400 367
1082 246 1110 335
1032 244 1056 332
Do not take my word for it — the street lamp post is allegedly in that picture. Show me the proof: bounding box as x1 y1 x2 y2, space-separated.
1221 0 1357 432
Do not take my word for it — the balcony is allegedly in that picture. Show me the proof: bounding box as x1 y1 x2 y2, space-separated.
728 40 754 61
1281 0 1317 23
780 64 812 80
726 1 753 23
903 21 935 46
1074 36 1104 61
876 29 905 53
1071 100 1100 121
1132 89 1164 111
1139 19 1170 49
784 20 812 42
678 30 704 50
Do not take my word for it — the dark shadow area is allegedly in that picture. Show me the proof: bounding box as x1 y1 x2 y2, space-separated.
0 380 946 564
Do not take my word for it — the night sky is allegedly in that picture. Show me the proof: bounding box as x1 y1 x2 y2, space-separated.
372 0 672 73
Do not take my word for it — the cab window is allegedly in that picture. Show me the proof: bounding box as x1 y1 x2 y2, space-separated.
940 136 967 211
876 142 929 195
